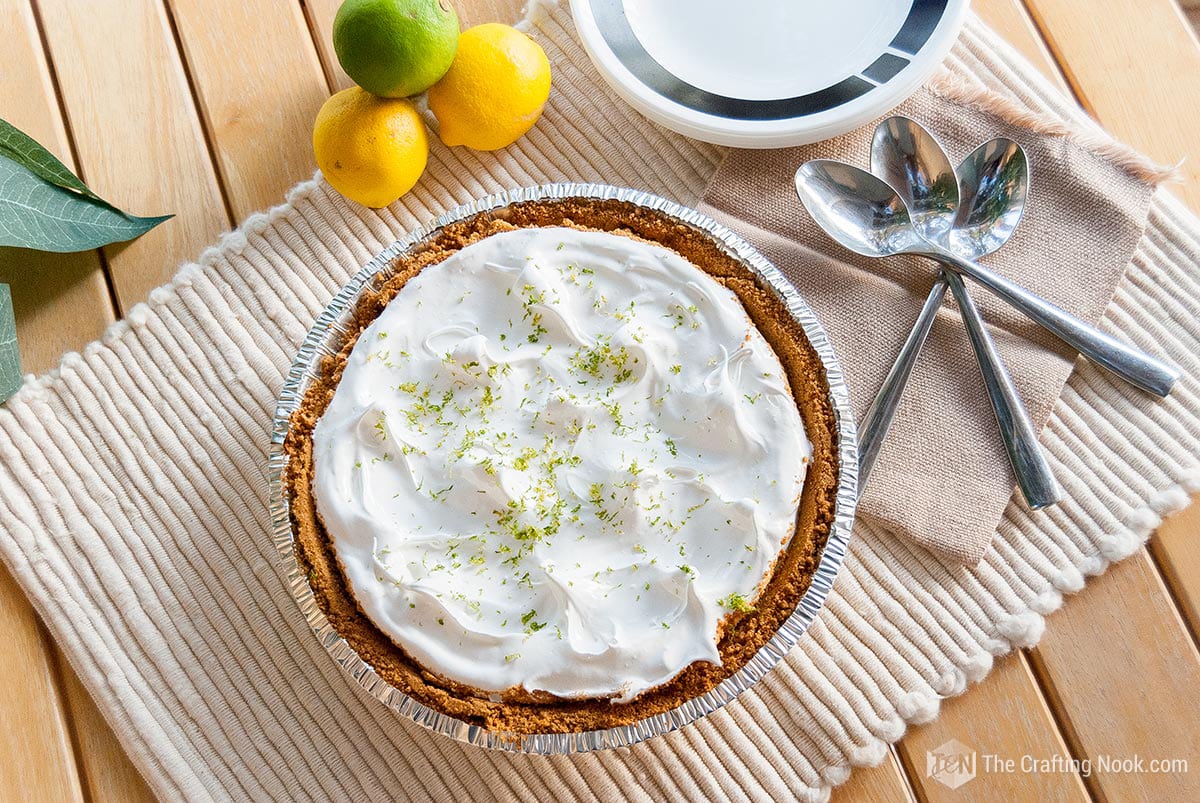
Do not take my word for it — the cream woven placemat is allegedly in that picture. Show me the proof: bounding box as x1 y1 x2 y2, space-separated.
1 3 1198 800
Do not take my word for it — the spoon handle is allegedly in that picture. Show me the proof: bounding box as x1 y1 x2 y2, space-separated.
857 277 946 493
944 271 1062 509
928 248 1180 397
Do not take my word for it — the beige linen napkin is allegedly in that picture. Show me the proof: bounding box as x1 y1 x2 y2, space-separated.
700 79 1164 564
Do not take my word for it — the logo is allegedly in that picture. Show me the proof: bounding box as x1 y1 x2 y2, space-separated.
927 739 977 790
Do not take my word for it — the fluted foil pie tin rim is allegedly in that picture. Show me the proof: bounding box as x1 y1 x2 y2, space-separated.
268 182 858 754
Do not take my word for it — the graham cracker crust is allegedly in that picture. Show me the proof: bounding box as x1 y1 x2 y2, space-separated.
283 198 840 735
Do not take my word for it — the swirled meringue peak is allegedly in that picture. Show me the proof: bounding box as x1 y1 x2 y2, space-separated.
312 226 811 703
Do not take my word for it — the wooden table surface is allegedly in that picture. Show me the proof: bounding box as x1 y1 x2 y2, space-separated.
0 0 1197 799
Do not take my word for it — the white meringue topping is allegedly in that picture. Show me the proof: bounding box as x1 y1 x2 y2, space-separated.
312 226 810 702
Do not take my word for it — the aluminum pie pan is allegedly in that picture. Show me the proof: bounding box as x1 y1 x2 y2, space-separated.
267 182 859 754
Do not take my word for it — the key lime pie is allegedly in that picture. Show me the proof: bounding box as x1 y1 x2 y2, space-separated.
285 198 839 734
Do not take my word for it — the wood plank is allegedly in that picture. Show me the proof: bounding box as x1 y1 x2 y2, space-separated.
35 0 231 309
1151 502 1200 643
0 0 114 373
1020 0 1200 703
972 0 1070 91
0 568 83 802
166 0 330 217
0 5 126 802
1028 552 1200 800
896 652 1089 801
56 661 155 802
302 0 354 92
833 749 917 802
1022 0 1200 211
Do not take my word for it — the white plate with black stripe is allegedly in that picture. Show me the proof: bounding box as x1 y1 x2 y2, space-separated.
570 0 970 148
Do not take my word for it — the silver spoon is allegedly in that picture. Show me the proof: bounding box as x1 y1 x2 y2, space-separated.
858 117 1059 509
794 159 1180 397
950 138 1029 258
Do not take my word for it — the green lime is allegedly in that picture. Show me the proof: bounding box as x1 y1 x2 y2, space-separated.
333 0 460 98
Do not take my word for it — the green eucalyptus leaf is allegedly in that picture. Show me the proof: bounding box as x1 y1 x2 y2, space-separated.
0 118 99 201
0 155 172 252
0 284 19 404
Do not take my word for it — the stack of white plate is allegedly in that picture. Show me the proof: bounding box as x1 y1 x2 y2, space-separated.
571 0 970 147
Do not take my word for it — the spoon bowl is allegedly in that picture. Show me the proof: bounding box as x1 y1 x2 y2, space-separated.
795 160 921 258
870 116 960 240
950 138 1030 259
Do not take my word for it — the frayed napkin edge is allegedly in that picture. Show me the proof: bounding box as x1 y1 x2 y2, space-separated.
927 68 1182 186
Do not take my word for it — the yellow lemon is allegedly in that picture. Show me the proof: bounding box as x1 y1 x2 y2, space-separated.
427 23 551 151
312 87 428 208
